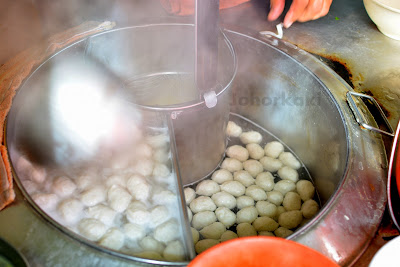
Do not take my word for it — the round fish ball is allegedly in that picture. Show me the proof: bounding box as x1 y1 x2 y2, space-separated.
279 152 301 170
245 185 267 201
32 193 58 211
221 158 243 172
31 166 46 184
187 207 193 222
226 145 249 162
152 163 171 178
243 160 263 177
124 223 146 241
192 211 217 230
152 189 176 206
16 156 32 177
190 196 216 213
58 198 83 224
237 206 258 224
184 187 196 204
211 192 236 209
301 199 319 219
226 121 242 137
266 191 284 206
211 169 233 184
274 180 296 195
78 218 107 241
150 205 170 227
136 142 153 158
246 143 264 160
106 174 127 188
236 223 257 237
146 134 169 149
233 170 255 187
21 180 38 195
163 240 185 261
200 222 226 240
252 216 279 232
52 176 76 197
126 176 151 203
107 185 132 212
80 186 106 207
264 141 284 159
283 192 302 211
240 131 262 145
99 228 124 250
153 148 170 164
126 205 150 225
86 204 117 225
274 227 293 238
255 172 275 192
154 220 180 244
195 239 219 254
236 196 255 210
256 201 277 218
276 206 286 218
140 236 165 254
220 181 245 197
278 210 303 229
278 166 299 183
296 180 316 201
259 157 284 173
135 251 163 261
76 174 97 191
215 207 236 228
196 180 220 196
191 227 200 244
131 158 154 177
220 230 238 242
258 231 275 237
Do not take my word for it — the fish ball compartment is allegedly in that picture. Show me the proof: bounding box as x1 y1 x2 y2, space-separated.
233 170 255 187
226 145 249 162
246 143 265 160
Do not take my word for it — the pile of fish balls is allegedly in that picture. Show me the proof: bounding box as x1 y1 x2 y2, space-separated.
185 121 319 255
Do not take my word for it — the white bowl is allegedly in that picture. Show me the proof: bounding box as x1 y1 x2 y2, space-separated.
369 235 400 267
363 0 400 40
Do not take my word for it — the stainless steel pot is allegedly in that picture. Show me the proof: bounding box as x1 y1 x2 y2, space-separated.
0 23 388 266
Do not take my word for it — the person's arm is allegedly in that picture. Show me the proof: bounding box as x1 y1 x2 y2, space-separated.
268 0 332 28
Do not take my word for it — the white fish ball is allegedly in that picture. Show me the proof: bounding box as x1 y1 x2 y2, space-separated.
252 216 279 232
259 157 283 173
99 228 124 250
283 192 302 211
200 222 226 240
136 143 153 158
153 220 180 244
152 163 170 178
140 236 165 254
16 156 32 177
215 207 236 228
153 148 170 164
255 172 275 192
279 152 301 170
80 186 106 207
211 169 233 184
184 187 196 204
246 143 265 160
239 131 262 145
220 181 245 197
196 180 220 196
52 176 76 197
278 166 299 183
226 145 249 162
187 207 193 222
124 223 146 241
106 174 127 188
220 230 238 242
236 223 257 237
150 205 170 227
131 158 154 177
163 240 185 261
31 166 46 184
211 192 236 209
243 160 263 177
86 204 117 225
58 198 83 224
236 206 258 224
221 158 243 172
296 180 315 201
191 227 200 244
146 134 169 149
256 201 277 218
274 227 293 238
126 177 151 203
226 121 242 137
78 218 107 241
266 191 284 206
274 180 296 195
107 185 132 212
233 170 255 187
245 185 267 201
278 210 302 229
21 180 38 194
76 174 97 191
192 211 217 230
258 231 275 237
32 193 58 211
190 196 216 213
264 141 284 159
152 189 176 206
195 239 219 254
236 196 255 209
126 205 150 225
301 199 319 219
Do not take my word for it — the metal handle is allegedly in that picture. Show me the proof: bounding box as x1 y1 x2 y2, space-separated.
346 91 394 137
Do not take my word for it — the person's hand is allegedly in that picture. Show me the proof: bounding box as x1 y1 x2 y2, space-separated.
268 0 332 28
